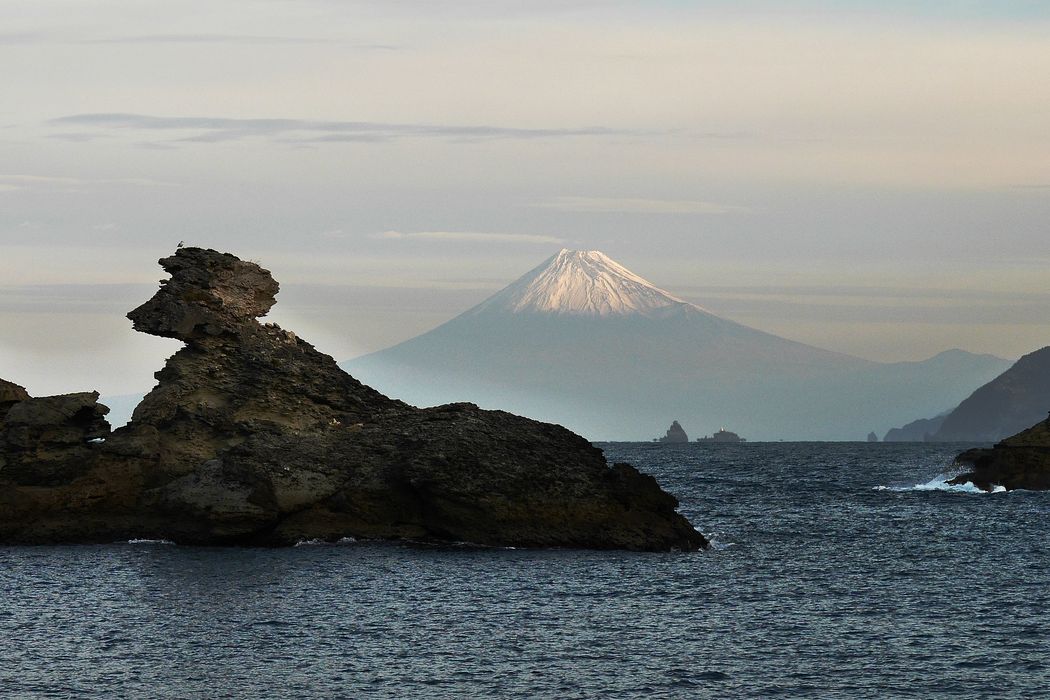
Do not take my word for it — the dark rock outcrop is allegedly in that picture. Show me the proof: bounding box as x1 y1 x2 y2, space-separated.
0 247 706 550
950 414 1050 491
1 392 110 486
931 347 1050 442
656 420 688 443
0 379 30 415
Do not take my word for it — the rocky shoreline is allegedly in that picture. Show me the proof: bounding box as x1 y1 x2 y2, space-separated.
0 248 706 551
950 413 1050 491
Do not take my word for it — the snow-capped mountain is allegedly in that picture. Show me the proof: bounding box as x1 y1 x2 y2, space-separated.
469 249 691 317
343 251 1010 440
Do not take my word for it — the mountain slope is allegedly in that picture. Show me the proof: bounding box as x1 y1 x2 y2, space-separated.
931 346 1050 442
344 250 1010 440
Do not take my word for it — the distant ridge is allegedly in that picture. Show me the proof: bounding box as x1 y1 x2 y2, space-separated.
931 346 1050 442
344 250 1010 440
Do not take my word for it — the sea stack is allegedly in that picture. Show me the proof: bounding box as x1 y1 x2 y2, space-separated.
0 247 706 551
656 420 689 443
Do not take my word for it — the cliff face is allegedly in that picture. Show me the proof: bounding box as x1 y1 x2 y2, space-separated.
951 414 1050 491
932 347 1050 442
0 247 705 551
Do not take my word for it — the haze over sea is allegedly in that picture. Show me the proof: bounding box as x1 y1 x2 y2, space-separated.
4 442 1046 698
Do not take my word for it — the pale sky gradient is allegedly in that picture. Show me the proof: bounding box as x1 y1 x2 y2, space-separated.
2 0 1049 398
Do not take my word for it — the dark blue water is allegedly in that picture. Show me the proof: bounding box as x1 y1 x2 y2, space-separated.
3 443 1048 698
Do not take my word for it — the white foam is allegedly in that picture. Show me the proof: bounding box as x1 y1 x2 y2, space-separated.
703 533 736 551
126 538 174 545
873 476 1006 494
295 536 357 547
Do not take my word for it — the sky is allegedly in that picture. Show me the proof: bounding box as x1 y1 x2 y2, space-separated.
2 0 1049 398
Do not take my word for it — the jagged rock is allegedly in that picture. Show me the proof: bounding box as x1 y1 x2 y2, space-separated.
0 379 30 418
950 413 1050 491
656 420 688 443
0 247 706 550
0 392 110 486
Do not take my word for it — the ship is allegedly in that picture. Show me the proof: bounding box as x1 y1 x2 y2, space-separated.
697 427 746 443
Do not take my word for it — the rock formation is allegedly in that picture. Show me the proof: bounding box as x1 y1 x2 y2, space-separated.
866 432 878 443
950 413 1050 491
0 247 706 550
0 379 30 413
656 420 688 443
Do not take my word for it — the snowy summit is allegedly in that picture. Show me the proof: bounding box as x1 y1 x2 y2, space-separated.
473 249 692 317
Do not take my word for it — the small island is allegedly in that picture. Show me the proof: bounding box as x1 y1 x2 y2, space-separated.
697 428 746 443
0 247 706 551
654 420 689 443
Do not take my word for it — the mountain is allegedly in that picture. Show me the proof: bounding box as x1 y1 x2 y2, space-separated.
343 250 1010 440
883 414 948 442
930 346 1050 442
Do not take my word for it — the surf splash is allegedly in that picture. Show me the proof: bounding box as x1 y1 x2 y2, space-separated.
294 537 357 547
873 476 1006 494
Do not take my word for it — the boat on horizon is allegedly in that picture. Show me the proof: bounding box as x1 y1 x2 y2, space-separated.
697 427 746 443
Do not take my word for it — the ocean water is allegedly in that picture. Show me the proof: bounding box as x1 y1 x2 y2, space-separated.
3 442 1048 699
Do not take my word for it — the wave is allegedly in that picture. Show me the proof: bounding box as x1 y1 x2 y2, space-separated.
126 538 175 545
873 475 1006 494
703 533 736 551
294 536 357 547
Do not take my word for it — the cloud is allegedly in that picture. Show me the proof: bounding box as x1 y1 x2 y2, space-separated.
0 33 40 44
0 174 180 194
48 132 109 143
49 113 639 145
0 32 398 48
75 34 398 48
536 196 749 214
0 174 176 187
371 230 565 244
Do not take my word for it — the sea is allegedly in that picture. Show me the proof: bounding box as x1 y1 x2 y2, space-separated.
3 442 1048 699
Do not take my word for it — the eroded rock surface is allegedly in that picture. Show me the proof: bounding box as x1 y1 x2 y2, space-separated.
951 414 1050 491
657 420 688 443
0 247 706 550
0 379 30 415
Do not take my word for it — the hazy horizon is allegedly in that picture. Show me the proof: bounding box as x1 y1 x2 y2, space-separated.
3 0 1049 398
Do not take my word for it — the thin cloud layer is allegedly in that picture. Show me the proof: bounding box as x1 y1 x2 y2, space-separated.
372 231 565 244
538 197 748 214
78 35 397 48
50 113 637 145
0 174 178 192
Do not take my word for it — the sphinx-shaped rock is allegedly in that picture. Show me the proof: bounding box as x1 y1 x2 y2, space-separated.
0 247 706 550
